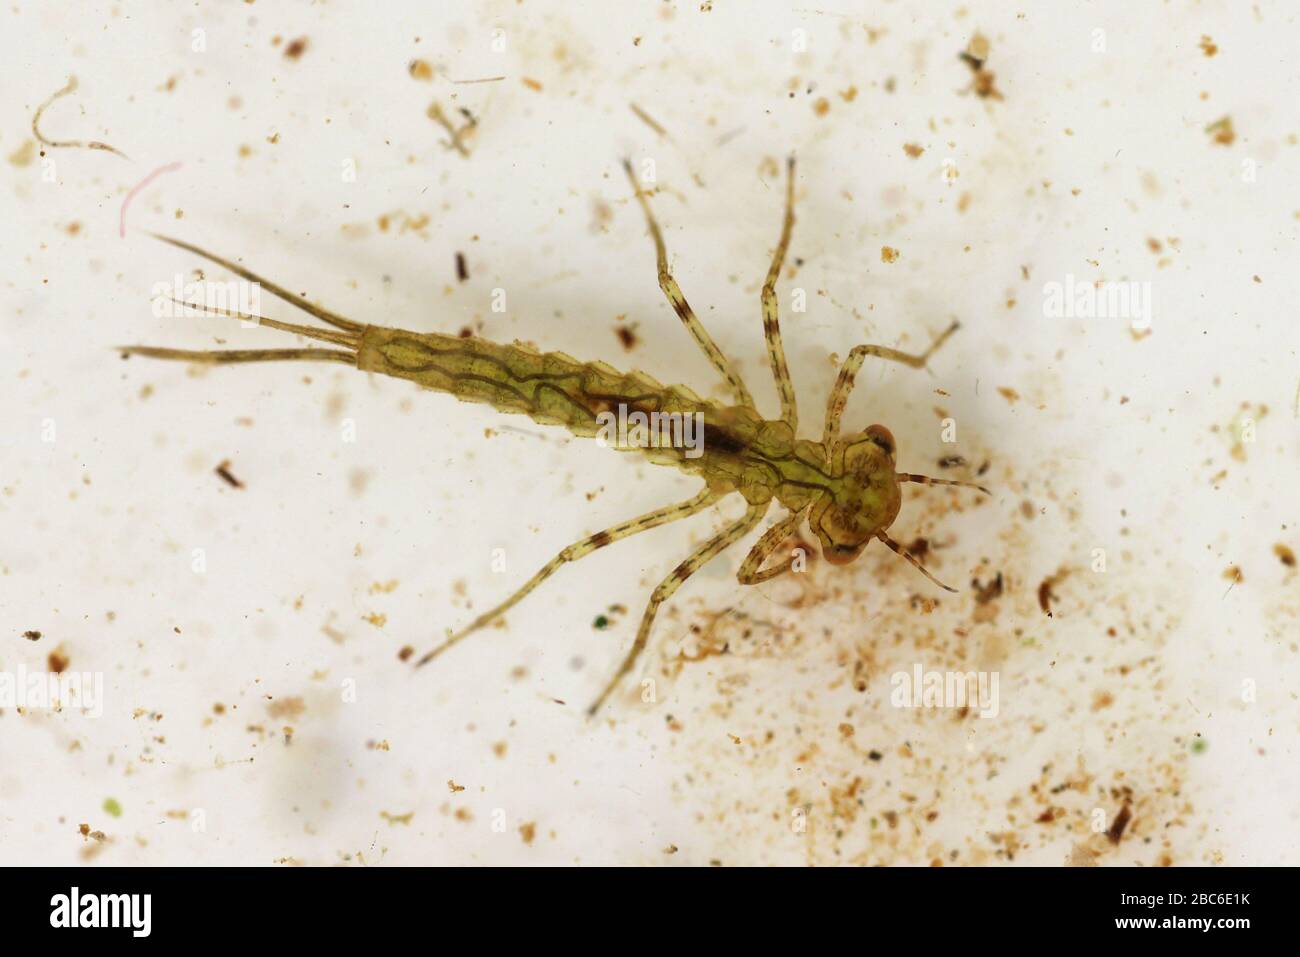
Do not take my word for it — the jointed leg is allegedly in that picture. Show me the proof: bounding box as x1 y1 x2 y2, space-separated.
588 501 767 716
621 160 755 409
821 320 961 446
737 508 807 585
761 156 799 431
415 487 722 668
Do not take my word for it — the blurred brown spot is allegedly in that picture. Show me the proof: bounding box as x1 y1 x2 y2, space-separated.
1107 803 1132 844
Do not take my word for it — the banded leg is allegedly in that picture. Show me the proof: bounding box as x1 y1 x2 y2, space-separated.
622 160 755 409
821 320 961 446
415 487 721 668
737 508 807 585
761 156 799 431
588 501 767 716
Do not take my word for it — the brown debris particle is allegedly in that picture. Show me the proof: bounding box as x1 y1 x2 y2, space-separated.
455 252 469 282
972 572 1003 605
1067 842 1101 867
880 246 900 264
23 630 42 641
1106 803 1133 844
8 140 36 167
284 37 308 60
971 69 1003 99
959 33 1004 101
408 59 434 81
426 101 476 157
813 97 831 117
215 460 244 488
266 696 305 719
629 102 669 138
1038 569 1067 617
77 823 107 848
1206 116 1235 146
1273 543 1295 568
996 386 1020 404
447 780 465 793
1199 35 1218 57
614 321 639 351
48 648 70 674
902 143 924 158
519 821 536 845
522 77 543 92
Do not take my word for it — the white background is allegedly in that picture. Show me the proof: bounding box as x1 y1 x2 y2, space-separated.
2 0 1298 865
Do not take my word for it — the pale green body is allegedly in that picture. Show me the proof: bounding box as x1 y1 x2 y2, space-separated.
357 325 836 512
123 159 980 715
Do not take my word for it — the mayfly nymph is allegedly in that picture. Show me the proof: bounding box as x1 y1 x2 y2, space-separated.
122 158 988 715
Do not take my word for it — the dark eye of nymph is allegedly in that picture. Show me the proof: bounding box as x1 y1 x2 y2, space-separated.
865 424 895 457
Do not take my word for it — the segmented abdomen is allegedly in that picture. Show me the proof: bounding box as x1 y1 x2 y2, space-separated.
357 325 714 440
356 326 826 505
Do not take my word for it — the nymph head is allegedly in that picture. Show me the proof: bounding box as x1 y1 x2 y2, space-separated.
811 425 902 566
811 424 989 590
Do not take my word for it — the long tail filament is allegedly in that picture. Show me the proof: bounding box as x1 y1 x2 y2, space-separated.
118 236 363 365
